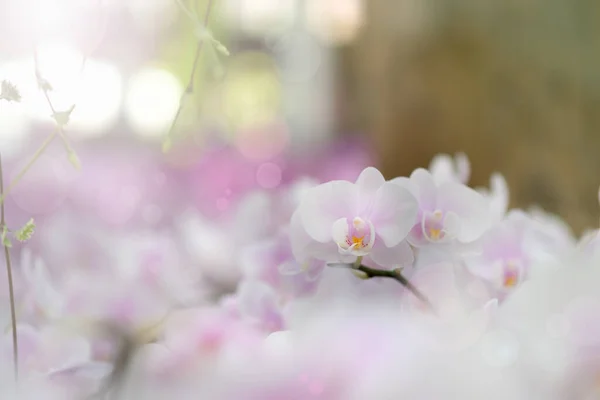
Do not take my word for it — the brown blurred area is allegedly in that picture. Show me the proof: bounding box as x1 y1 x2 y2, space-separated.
341 0 600 234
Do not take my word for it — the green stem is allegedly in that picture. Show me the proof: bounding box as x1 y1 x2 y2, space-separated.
355 264 436 314
165 0 216 148
0 129 57 205
0 152 18 381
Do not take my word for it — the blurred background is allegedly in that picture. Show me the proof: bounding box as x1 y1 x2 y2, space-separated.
0 0 598 234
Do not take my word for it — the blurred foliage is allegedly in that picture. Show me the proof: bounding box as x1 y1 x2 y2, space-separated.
157 0 232 137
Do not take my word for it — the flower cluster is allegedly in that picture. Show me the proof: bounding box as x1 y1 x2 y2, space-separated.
1 149 599 400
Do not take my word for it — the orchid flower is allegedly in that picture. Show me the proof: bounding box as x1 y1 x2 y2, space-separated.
292 167 418 266
18 250 65 323
241 233 324 299
465 210 574 297
236 281 286 333
393 168 492 247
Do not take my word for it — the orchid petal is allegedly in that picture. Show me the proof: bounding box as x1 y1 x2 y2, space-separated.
332 217 349 247
429 153 470 184
370 183 418 247
355 167 386 211
437 182 492 243
409 168 437 210
299 180 359 243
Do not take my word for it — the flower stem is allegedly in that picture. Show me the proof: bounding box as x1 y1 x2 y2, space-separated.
356 264 436 314
0 152 18 381
0 129 58 205
164 0 216 148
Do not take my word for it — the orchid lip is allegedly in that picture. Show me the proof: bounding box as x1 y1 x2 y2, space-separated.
334 216 375 256
501 259 523 289
421 209 452 243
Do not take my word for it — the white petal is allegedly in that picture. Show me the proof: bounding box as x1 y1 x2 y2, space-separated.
289 211 339 263
332 217 349 246
487 173 509 221
455 152 471 184
278 260 303 276
355 167 386 211
290 210 339 262
443 211 462 239
370 182 419 247
465 258 504 282
299 180 359 243
437 182 492 243
409 168 437 210
429 154 456 184
289 210 312 261
391 177 419 197
356 166 385 191
429 153 470 184
366 219 376 249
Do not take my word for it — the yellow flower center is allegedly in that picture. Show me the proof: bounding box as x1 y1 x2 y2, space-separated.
503 274 518 287
429 228 442 240
351 235 365 247
503 260 520 288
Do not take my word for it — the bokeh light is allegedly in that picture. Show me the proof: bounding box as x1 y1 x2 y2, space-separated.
224 0 296 36
127 0 177 35
222 52 282 133
69 60 123 137
28 42 123 137
255 162 282 189
235 121 289 161
305 0 365 45
124 67 183 139
31 42 86 119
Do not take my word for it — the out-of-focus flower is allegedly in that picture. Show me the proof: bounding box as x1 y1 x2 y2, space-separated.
177 190 276 290
18 249 65 323
1 324 109 397
429 152 470 185
477 172 510 223
465 210 574 298
393 168 492 248
498 257 600 399
4 141 600 400
242 232 324 299
236 281 285 333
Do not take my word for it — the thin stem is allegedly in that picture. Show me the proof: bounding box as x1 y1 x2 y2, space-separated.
356 264 436 314
0 153 18 381
0 129 58 205
79 0 109 76
174 0 197 22
88 326 136 400
0 48 81 207
166 0 215 143
330 261 436 314
40 75 76 155
34 50 78 161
